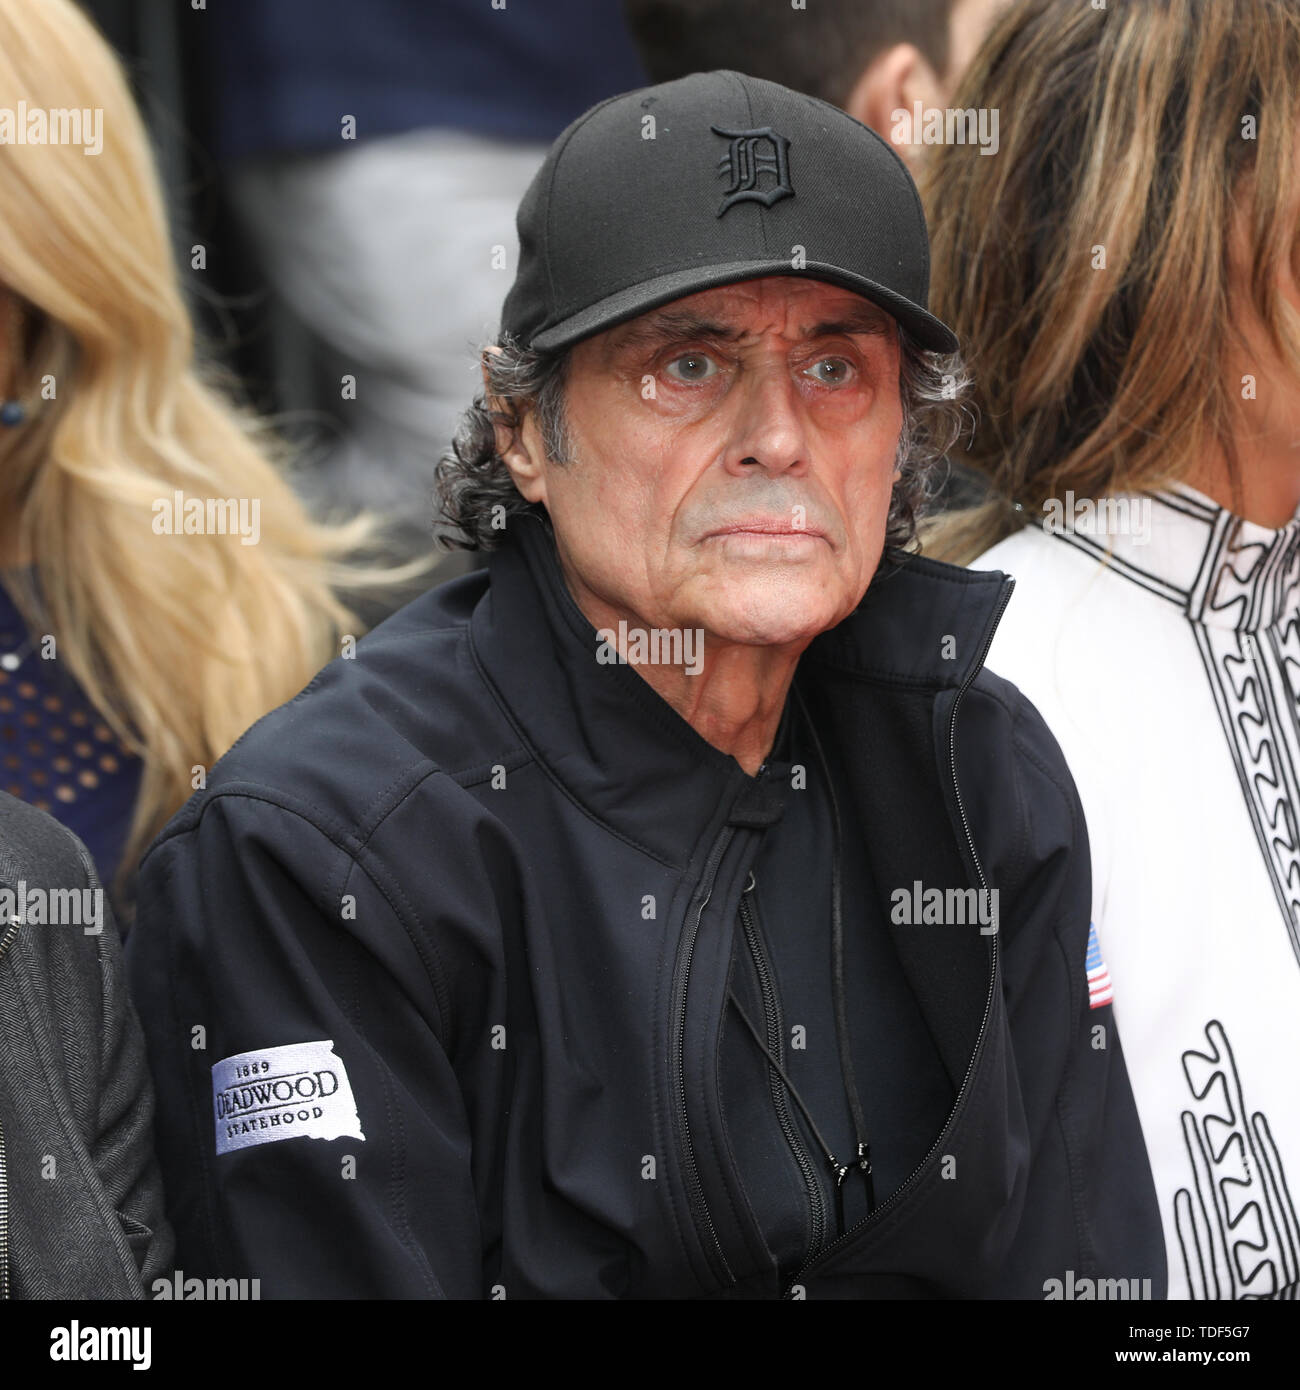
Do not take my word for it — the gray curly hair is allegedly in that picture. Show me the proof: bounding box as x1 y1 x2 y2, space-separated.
435 324 971 552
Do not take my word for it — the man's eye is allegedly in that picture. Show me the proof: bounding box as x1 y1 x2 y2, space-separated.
805 357 853 385
664 353 718 382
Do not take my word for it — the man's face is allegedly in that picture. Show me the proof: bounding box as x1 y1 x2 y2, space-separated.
509 276 904 651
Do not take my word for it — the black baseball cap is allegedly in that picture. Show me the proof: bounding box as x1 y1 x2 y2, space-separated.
500 69 958 355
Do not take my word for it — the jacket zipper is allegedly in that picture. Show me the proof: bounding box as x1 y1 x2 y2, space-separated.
781 575 1016 1297
947 577 1015 911
671 823 736 1286
737 884 827 1263
780 939 1001 1296
0 914 20 1300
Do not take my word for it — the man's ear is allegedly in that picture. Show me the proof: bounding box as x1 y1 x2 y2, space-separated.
843 43 945 175
481 347 548 506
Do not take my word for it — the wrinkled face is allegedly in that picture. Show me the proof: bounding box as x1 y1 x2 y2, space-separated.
512 276 904 649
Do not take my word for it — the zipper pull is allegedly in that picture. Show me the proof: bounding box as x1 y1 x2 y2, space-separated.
831 1156 850 1237
855 1141 877 1214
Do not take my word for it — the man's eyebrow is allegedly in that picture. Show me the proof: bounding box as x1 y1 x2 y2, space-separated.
808 305 893 339
612 302 894 354
612 311 742 352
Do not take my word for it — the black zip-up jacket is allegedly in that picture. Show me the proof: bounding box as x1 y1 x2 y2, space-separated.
127 516 1165 1299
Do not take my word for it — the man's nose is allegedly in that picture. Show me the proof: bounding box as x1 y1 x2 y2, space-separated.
722 364 808 478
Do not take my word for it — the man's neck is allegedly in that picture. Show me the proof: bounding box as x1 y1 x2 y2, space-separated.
629 637 803 777
569 589 806 776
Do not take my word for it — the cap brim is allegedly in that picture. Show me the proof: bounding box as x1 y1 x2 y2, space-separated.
528 260 959 354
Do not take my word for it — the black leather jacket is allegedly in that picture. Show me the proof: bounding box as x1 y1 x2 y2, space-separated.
0 793 172 1298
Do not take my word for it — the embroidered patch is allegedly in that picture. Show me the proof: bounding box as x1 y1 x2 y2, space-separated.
1086 921 1114 1009
212 1040 365 1155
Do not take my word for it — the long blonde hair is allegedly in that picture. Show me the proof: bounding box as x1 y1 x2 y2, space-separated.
919 0 1300 563
0 0 423 899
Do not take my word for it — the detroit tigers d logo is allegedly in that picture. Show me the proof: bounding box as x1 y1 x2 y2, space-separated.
711 125 794 216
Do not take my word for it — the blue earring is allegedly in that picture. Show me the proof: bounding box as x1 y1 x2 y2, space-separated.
0 400 25 427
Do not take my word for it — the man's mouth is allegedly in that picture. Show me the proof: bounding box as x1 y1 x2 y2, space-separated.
705 519 828 540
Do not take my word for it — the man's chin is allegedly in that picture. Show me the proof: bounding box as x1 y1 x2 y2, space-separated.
695 601 847 650
675 566 863 648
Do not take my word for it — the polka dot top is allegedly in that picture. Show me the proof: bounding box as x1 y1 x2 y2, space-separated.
0 579 143 892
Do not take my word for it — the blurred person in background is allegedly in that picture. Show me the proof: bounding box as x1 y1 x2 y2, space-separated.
624 0 1008 176
924 0 1300 1299
202 0 646 588
0 0 407 916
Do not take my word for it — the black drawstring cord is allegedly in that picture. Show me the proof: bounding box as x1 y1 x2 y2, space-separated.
728 984 856 1221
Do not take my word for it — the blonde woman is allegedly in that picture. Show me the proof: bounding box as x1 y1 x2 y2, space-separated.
0 0 413 912
923 0 1300 1298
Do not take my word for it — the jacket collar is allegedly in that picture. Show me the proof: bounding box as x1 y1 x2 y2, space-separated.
470 511 1012 867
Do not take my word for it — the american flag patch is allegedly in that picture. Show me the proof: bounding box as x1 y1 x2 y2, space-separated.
1086 921 1113 1009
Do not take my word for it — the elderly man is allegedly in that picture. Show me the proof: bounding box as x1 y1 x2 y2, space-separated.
128 71 1163 1299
